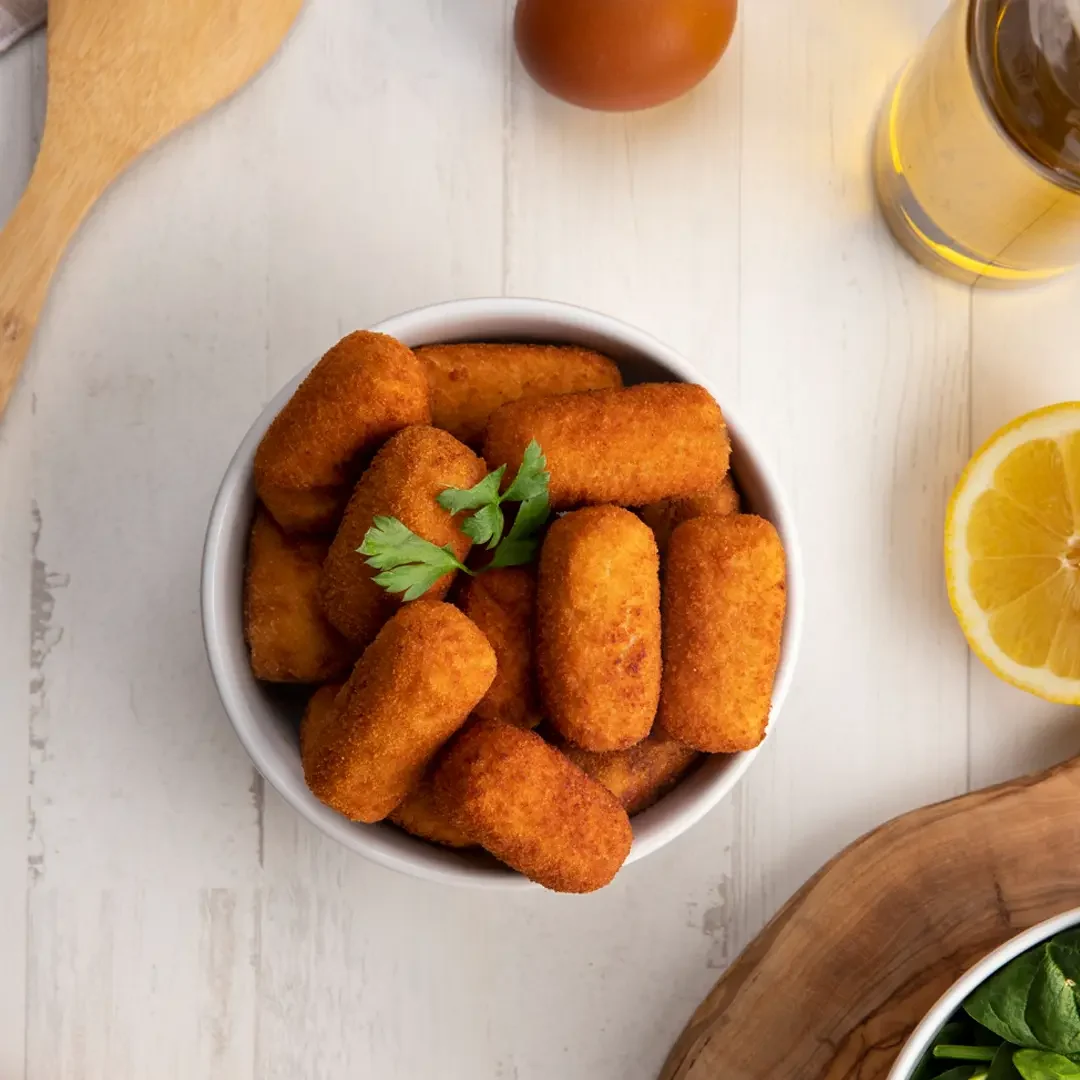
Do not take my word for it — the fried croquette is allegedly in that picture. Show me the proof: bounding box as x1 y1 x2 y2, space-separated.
320 426 486 647
244 509 356 682
560 733 700 816
457 568 541 729
639 474 741 555
417 342 623 446
658 514 786 753
433 720 633 893
483 383 729 509
303 602 496 823
390 775 473 848
537 506 661 751
299 682 344 760
254 332 431 534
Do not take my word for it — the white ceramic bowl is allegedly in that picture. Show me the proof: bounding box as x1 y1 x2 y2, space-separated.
202 297 804 888
888 907 1080 1079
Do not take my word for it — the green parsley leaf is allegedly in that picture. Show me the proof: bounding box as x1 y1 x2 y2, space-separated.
372 562 454 602
437 466 506 515
489 534 542 568
501 440 549 503
461 502 505 548
358 442 553 600
358 516 469 600
489 492 550 568
359 517 458 569
508 490 550 539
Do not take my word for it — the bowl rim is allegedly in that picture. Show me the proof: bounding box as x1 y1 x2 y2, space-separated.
202 296 805 888
887 906 1080 1079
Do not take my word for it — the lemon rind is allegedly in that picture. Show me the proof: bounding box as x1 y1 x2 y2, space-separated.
945 402 1080 705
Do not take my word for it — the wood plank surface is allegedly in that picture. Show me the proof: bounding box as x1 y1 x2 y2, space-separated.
0 0 1077 1076
0 29 41 1079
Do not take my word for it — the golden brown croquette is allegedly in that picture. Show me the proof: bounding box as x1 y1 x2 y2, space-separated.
559 732 700 816
298 682 345 761
303 602 496 823
390 774 473 848
319 426 486 647
537 506 661 751
658 514 786 752
433 720 633 893
483 383 729 509
457 568 541 729
417 342 622 446
254 332 430 534
244 509 356 682
639 474 740 555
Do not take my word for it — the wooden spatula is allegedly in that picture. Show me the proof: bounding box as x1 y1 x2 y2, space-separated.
0 0 303 419
660 755 1080 1080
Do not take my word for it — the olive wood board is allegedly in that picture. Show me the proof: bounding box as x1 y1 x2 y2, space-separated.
660 754 1080 1080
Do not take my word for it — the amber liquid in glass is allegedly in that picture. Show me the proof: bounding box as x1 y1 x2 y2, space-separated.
874 0 1080 286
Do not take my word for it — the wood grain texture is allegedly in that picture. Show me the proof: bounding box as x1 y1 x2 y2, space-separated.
0 0 1078 1076
0 30 41 1078
0 0 302 416
732 0 972 957
661 756 1080 1080
26 890 256 1079
23 64 274 888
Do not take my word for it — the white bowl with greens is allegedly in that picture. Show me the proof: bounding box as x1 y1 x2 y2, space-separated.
890 909 1080 1080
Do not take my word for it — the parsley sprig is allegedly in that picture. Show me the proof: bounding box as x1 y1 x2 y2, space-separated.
357 439 551 600
359 517 470 601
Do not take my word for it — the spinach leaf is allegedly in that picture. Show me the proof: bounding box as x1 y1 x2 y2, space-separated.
923 933 1080 1080
1052 932 1080 954
988 1044 1023 1080
1013 1050 1080 1079
1035 937 1080 1057
964 937 1080 1058
966 949 1048 1051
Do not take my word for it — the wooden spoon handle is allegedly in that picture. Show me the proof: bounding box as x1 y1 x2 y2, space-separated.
0 135 114 418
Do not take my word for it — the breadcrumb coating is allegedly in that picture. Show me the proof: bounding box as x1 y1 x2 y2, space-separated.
658 514 786 752
433 720 632 893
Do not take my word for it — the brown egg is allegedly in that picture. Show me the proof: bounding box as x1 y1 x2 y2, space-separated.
514 0 737 112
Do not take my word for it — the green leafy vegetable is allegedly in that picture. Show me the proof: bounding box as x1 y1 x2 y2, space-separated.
461 502 505 548
965 950 1046 1051
913 933 1080 1080
501 440 550 503
436 466 505 515
1013 1050 1080 1080
510 490 551 538
914 1024 979 1080
490 492 551 569
935 1048 1000 1063
966 934 1080 1057
437 438 551 555
359 441 553 599
358 516 471 601
988 1044 1023 1080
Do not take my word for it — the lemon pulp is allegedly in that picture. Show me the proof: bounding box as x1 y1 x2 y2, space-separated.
966 431 1080 680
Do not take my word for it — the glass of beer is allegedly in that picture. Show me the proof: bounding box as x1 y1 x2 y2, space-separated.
873 0 1080 286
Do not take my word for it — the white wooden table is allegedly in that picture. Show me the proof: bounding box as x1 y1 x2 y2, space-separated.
2 2 1080 1076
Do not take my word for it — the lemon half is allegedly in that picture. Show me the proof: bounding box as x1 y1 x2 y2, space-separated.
945 402 1080 703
